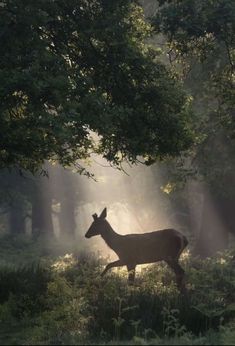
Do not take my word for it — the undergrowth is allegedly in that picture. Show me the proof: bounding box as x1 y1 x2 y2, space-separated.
0 236 235 345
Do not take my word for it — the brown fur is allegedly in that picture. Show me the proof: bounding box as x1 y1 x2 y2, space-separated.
85 208 188 292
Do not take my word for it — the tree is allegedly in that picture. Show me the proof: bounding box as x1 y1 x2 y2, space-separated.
0 164 79 237
152 0 235 255
0 0 193 173
50 165 80 239
0 169 30 234
31 172 54 237
154 0 234 136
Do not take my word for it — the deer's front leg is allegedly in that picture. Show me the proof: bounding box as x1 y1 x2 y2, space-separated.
101 259 124 277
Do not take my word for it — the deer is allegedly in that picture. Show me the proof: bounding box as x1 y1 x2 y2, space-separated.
85 207 188 292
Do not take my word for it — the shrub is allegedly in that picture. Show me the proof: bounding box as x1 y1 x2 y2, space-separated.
0 241 235 345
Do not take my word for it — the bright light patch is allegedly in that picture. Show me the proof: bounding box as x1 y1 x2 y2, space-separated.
52 253 76 272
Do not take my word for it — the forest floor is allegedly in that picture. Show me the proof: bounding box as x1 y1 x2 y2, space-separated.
0 234 235 345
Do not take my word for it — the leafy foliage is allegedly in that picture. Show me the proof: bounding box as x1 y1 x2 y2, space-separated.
149 0 235 198
155 0 235 58
154 0 235 139
0 0 193 173
0 238 235 344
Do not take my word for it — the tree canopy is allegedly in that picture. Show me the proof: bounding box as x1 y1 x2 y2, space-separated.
154 0 235 133
0 0 193 173
152 0 235 192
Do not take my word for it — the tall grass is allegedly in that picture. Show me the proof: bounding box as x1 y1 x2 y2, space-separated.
0 236 235 345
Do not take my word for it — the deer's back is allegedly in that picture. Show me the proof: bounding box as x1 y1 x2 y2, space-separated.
115 228 187 264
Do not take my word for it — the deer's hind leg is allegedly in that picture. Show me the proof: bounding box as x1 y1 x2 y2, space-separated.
165 259 186 294
127 264 136 284
101 259 124 277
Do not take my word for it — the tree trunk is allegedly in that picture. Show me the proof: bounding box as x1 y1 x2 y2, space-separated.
194 190 229 257
55 167 77 239
31 178 54 237
9 202 26 234
59 198 76 239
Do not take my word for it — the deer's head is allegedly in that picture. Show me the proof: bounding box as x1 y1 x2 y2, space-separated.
85 207 107 238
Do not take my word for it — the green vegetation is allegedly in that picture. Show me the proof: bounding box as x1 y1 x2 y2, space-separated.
0 0 192 173
154 0 235 184
0 237 235 345
0 0 235 344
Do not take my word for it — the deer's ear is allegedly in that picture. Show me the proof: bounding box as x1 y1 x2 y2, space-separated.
92 213 98 220
99 207 107 219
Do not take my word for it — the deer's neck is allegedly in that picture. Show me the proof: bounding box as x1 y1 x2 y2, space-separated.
101 224 121 251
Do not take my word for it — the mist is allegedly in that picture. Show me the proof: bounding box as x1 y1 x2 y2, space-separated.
49 158 179 259
0 156 234 260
